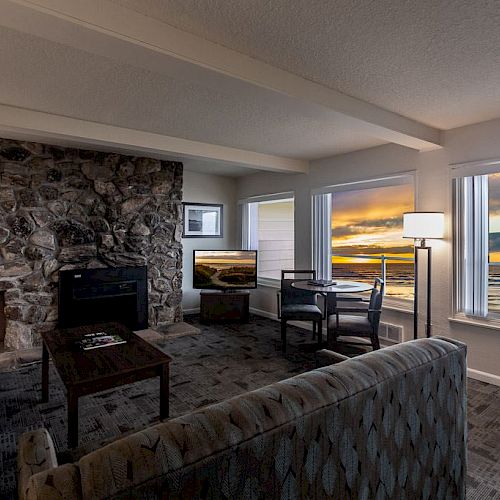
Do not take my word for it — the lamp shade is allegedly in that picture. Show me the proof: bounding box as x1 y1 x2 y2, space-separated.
403 212 444 239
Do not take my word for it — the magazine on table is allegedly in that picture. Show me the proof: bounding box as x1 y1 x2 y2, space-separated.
307 279 336 287
77 331 127 350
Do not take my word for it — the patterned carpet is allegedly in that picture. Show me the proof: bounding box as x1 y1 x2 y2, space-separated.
0 315 499 499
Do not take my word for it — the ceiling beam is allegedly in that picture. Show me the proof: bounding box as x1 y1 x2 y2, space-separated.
0 0 442 152
0 104 309 173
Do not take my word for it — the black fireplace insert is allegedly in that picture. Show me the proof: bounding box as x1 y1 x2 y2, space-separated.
58 266 148 330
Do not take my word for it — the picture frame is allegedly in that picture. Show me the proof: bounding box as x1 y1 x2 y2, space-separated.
182 202 223 238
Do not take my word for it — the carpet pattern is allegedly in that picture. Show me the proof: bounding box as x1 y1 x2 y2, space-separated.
1 315 499 499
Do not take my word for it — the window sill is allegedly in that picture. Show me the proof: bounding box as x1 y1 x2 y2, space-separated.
257 278 280 288
382 301 413 314
449 314 500 332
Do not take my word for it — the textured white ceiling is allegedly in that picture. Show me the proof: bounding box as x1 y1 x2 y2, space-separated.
0 26 385 161
110 0 500 129
182 158 257 177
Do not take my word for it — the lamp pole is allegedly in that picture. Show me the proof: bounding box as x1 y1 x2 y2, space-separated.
413 238 432 340
403 212 444 340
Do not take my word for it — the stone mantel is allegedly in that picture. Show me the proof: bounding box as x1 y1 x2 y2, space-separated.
0 138 183 350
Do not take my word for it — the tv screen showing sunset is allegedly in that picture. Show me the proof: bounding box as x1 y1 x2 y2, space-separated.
193 250 257 289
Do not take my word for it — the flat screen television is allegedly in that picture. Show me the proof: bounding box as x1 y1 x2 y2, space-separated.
193 250 258 290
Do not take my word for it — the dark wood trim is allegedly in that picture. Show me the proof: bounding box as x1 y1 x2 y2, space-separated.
41 342 49 403
160 363 169 420
200 290 250 323
67 390 78 449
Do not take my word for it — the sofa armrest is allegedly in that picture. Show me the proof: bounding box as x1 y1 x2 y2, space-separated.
17 429 58 500
24 464 82 500
315 349 349 367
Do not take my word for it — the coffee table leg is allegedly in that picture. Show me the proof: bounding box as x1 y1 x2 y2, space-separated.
68 390 78 448
160 363 169 420
41 342 49 403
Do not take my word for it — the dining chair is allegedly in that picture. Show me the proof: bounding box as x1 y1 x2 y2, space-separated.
277 270 323 352
327 278 384 351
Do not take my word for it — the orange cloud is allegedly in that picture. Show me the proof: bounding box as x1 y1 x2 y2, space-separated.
331 183 414 263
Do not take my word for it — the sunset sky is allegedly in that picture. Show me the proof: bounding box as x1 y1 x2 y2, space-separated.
489 173 500 263
331 184 414 264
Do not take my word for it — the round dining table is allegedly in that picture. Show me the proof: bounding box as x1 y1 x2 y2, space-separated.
291 280 373 296
292 280 374 345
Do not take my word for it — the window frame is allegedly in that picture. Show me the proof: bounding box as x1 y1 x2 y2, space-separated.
239 191 295 286
312 172 416 309
452 159 500 322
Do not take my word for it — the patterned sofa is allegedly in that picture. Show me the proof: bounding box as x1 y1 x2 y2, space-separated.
18 337 467 499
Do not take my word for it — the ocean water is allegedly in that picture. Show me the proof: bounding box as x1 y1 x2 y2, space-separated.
332 262 500 311
332 263 414 300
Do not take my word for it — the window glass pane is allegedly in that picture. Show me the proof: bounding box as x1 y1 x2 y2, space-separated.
331 184 414 300
488 173 500 313
257 199 294 279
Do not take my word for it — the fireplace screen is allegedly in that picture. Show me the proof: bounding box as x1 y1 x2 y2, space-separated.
58 266 148 330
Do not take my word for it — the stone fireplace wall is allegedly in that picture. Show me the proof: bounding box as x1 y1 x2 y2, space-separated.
0 138 183 349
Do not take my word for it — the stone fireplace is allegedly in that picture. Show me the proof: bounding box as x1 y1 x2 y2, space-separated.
0 138 183 350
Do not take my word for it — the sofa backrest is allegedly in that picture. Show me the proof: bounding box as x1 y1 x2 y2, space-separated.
25 337 467 499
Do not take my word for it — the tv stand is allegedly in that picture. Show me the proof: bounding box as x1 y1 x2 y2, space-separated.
200 290 250 324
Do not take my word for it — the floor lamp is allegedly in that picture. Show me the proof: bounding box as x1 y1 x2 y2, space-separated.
403 212 444 339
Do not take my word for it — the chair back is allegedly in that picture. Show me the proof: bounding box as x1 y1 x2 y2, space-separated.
281 270 317 306
373 277 385 294
367 278 384 329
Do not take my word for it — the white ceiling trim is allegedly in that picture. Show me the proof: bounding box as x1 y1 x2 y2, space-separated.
0 104 309 173
0 0 442 152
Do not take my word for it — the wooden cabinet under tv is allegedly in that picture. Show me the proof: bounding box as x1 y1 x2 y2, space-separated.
200 290 250 324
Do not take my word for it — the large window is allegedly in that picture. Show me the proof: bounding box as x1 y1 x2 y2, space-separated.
312 177 415 301
489 173 500 314
454 169 500 318
331 183 414 300
242 196 294 280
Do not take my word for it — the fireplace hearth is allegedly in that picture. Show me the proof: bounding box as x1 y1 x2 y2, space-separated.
58 266 148 330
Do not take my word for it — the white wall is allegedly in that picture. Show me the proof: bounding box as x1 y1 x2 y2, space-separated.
236 119 500 384
182 170 237 312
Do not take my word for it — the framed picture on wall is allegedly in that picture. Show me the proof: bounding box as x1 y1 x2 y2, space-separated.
182 202 223 238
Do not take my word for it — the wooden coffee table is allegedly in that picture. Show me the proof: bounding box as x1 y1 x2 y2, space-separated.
41 322 172 448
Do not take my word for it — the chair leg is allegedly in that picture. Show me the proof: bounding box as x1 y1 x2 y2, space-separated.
371 330 380 350
312 321 316 339
329 326 339 350
326 322 334 346
317 318 322 347
281 320 287 352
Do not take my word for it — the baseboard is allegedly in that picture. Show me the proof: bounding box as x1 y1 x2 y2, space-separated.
183 307 200 315
249 307 276 320
467 368 500 387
